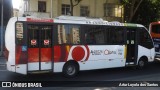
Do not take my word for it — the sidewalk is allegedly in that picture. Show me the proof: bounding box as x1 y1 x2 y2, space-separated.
0 57 6 70
0 57 6 64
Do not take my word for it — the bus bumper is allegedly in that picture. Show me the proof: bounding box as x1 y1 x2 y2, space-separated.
155 53 160 61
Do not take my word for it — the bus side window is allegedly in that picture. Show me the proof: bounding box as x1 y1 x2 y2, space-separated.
109 27 124 45
85 33 96 44
57 24 81 45
84 26 105 45
139 28 153 49
28 25 39 48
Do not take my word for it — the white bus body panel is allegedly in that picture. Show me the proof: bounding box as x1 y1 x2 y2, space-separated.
28 62 39 71
54 62 65 72
77 45 125 70
5 17 27 74
6 62 15 72
54 45 126 72
41 62 52 70
5 17 16 72
15 64 27 74
137 46 155 63
28 62 52 71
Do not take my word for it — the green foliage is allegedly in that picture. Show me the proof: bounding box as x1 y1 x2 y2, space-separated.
131 0 160 27
121 0 130 4
122 0 160 27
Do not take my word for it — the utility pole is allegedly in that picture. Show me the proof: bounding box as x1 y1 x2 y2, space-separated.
51 0 53 18
0 0 4 56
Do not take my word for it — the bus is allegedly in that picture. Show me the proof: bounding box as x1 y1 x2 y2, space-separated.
5 16 155 77
149 22 160 58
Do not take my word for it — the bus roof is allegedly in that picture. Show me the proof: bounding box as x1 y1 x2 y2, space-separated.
150 21 160 25
11 16 145 28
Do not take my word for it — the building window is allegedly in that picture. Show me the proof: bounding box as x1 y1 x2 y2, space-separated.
62 4 70 15
80 6 89 17
104 4 123 17
38 1 46 12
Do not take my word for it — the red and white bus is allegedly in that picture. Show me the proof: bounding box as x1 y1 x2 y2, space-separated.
149 22 160 58
5 16 155 77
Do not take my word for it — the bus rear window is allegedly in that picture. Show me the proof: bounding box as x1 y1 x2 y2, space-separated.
152 24 160 34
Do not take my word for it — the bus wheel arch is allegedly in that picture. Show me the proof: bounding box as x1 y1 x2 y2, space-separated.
62 60 79 78
137 56 148 69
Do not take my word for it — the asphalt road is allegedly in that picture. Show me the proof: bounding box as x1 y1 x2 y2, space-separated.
1 62 160 81
1 58 160 90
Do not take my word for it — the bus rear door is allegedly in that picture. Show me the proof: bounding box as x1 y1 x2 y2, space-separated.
28 25 53 72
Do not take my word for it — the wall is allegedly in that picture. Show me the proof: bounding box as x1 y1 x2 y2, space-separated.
20 0 123 21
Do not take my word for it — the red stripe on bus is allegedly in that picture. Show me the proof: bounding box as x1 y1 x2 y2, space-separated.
41 48 52 62
28 48 39 62
16 46 22 64
85 45 90 61
54 46 61 62
27 18 54 23
72 46 85 61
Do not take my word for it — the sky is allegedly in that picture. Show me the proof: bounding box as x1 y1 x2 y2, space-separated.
12 0 21 9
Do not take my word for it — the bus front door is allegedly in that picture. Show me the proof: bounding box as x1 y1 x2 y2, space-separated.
28 25 52 72
126 29 137 65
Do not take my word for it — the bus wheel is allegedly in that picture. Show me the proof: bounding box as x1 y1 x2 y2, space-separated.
63 62 79 78
137 59 146 69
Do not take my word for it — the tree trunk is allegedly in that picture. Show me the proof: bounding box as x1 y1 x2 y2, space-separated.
128 0 143 22
70 0 74 16
70 0 82 16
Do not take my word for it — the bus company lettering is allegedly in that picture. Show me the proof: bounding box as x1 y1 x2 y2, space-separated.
91 50 117 55
104 50 116 55
118 49 123 55
91 50 103 55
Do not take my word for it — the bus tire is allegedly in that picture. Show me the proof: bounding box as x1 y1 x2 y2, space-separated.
137 58 147 69
63 62 79 78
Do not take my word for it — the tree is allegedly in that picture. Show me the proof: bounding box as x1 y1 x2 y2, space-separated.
69 0 82 16
122 0 160 27
122 0 143 22
131 0 160 27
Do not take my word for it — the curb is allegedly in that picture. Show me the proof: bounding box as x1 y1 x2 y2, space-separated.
0 57 5 59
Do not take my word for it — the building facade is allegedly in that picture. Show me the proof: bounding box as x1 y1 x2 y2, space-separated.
13 9 19 17
0 0 12 56
19 0 124 22
0 0 12 26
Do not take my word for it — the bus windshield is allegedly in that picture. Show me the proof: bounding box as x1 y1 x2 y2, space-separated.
152 24 160 34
